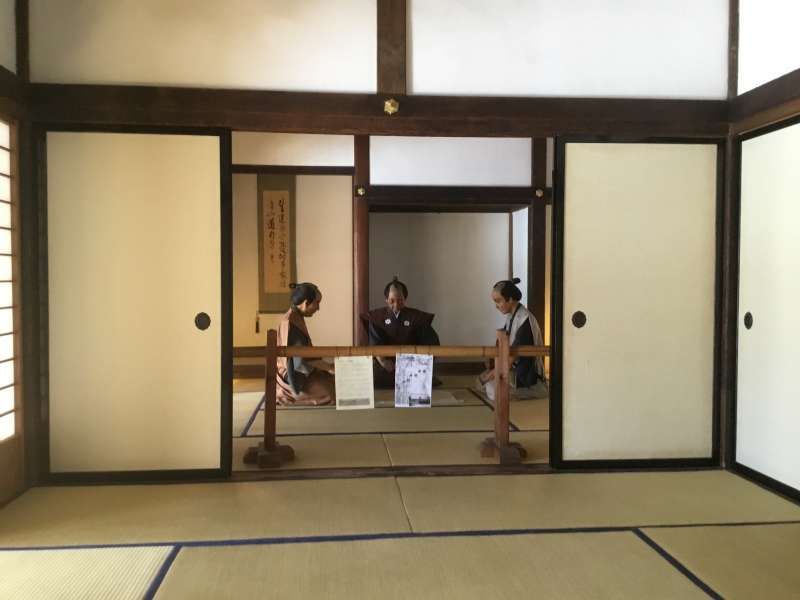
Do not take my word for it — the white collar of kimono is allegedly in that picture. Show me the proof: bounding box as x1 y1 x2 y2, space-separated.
505 303 530 340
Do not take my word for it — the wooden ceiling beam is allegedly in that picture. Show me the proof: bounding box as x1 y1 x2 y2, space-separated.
29 84 728 137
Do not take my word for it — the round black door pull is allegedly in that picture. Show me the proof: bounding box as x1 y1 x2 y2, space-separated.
571 311 587 328
195 312 211 330
743 312 753 330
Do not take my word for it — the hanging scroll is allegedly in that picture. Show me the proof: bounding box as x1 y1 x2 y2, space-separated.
258 174 297 313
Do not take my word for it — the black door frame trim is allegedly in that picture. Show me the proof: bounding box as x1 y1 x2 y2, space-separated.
33 123 233 484
728 114 800 503
550 135 725 470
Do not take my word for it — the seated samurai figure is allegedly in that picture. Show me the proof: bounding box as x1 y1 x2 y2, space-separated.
276 282 336 406
361 276 441 389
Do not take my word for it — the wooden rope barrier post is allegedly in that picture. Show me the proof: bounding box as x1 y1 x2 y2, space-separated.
479 330 527 464
243 329 295 468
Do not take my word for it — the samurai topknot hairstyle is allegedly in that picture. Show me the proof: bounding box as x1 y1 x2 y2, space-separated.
289 282 320 306
383 275 408 299
493 277 523 302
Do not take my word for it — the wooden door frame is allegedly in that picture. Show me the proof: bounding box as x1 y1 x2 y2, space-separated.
550 135 726 470
29 124 233 484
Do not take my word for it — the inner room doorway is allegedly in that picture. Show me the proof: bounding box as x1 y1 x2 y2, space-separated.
230 133 551 476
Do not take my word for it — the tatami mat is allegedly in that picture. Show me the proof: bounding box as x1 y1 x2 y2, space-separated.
233 392 263 435
232 435 391 470
397 470 800 532
154 532 707 600
509 398 549 430
0 479 411 548
643 523 800 599
0 545 171 599
249 405 496 436
384 431 548 466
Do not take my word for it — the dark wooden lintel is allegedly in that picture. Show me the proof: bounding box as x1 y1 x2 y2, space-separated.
29 84 729 137
231 164 353 175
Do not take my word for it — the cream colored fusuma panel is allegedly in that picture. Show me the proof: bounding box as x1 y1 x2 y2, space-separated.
738 122 800 492
48 132 222 472
30 0 376 92
562 143 717 460
410 0 727 98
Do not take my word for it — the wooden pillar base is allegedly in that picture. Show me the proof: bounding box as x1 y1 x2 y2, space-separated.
479 437 527 465
243 441 295 469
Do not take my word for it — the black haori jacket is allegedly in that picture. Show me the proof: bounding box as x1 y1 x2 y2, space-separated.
361 307 440 346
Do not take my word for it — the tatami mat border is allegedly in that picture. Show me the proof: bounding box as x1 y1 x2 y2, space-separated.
12 522 791 600
3 519 799 553
143 546 182 600
632 529 723 599
241 395 265 437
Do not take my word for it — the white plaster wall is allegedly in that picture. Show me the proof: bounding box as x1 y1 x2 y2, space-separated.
30 0 376 92
233 133 354 167
738 0 800 93
562 143 718 460
737 122 800 492
233 174 353 348
0 0 15 73
511 208 528 306
370 137 532 186
47 132 222 472
369 213 508 346
410 0 728 99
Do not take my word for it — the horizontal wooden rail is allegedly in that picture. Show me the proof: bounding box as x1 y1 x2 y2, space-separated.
242 330 538 469
234 344 549 359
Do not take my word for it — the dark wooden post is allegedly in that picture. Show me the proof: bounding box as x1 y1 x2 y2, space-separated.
353 135 370 345
479 331 527 464
263 328 278 449
494 329 511 448
243 329 295 468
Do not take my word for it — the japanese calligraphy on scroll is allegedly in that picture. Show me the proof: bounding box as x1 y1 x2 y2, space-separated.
258 174 297 313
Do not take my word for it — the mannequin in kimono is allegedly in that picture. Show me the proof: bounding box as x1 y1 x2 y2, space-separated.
478 278 548 401
361 277 441 388
276 282 336 406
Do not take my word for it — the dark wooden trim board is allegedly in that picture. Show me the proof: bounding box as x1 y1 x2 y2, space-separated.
732 462 800 506
727 0 739 99
550 136 725 470
34 124 233 484
0 67 23 105
29 84 730 138
529 138 547 330
377 0 406 95
232 164 354 175
15 0 29 84
731 68 800 133
365 186 538 213
719 135 740 468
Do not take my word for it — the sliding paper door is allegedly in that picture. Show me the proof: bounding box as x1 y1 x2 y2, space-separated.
47 131 227 474
556 141 718 464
